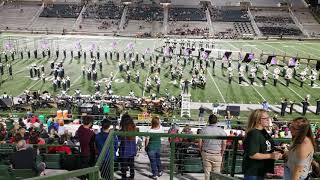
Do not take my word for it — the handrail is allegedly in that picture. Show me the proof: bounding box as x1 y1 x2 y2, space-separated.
114 131 243 140
26 166 99 180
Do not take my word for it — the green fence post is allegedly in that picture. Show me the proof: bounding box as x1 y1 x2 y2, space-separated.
230 138 239 177
170 138 176 180
110 134 114 180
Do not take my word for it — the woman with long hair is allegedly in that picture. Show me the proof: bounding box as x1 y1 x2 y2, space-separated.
284 117 316 180
145 116 163 179
243 109 282 180
119 114 137 179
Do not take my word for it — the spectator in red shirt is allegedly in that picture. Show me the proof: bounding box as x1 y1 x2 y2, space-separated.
28 131 45 145
76 116 95 168
31 116 39 124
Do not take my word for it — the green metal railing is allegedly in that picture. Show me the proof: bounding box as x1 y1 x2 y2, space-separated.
21 130 241 180
109 131 242 180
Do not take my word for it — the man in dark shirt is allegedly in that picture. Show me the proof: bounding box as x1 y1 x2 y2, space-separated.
10 140 36 169
280 99 288 116
316 98 320 115
76 115 95 168
301 98 309 116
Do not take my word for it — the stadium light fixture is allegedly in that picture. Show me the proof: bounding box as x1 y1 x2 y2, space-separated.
121 0 132 5
160 0 171 6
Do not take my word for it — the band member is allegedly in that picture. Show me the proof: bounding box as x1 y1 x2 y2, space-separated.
310 69 317 87
273 67 280 86
262 69 269 86
227 67 233 84
63 49 66 59
280 98 288 116
285 68 293 87
56 49 59 58
249 67 256 85
299 70 307 87
239 67 245 84
301 97 309 116
135 71 140 83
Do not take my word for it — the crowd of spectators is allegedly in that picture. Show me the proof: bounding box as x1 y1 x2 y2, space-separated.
98 21 119 30
40 4 82 18
169 7 206 21
259 26 303 36
128 6 163 21
254 16 295 24
1 109 320 179
210 8 250 22
169 26 209 36
83 3 123 19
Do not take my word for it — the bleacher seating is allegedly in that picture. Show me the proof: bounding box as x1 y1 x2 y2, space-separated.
210 8 250 22
31 17 76 32
40 4 82 18
169 7 206 21
259 26 302 36
168 21 209 36
128 6 163 21
83 2 123 19
0 4 40 30
234 22 255 35
251 9 303 36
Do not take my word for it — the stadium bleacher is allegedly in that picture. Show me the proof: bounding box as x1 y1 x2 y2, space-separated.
40 4 82 18
169 7 206 21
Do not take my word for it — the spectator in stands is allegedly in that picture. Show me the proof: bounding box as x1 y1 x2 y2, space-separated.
10 140 36 169
284 117 317 180
242 109 282 180
47 134 72 155
28 131 45 145
95 118 119 179
95 118 118 154
199 105 205 122
145 116 163 179
76 115 95 168
225 111 233 129
119 114 137 179
199 114 227 180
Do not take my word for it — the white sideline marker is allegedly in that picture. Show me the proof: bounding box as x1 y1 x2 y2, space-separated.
208 71 226 103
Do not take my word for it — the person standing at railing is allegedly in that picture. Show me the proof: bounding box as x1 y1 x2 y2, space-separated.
145 116 164 179
95 118 119 179
283 117 318 180
76 115 96 168
199 114 227 180
243 109 282 180
119 114 137 179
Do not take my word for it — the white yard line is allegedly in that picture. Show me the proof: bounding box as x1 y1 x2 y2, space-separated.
207 71 226 103
277 79 304 99
262 42 286 54
70 76 82 87
241 76 266 101
279 42 319 58
300 44 320 53
142 73 149 98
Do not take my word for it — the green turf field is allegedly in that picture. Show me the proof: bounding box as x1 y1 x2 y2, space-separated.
0 34 320 105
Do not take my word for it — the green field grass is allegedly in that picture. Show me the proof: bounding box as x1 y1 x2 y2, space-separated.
0 34 320 105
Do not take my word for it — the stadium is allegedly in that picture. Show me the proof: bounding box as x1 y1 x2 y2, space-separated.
0 0 320 179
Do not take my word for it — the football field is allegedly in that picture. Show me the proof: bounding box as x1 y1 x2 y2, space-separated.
0 33 320 105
